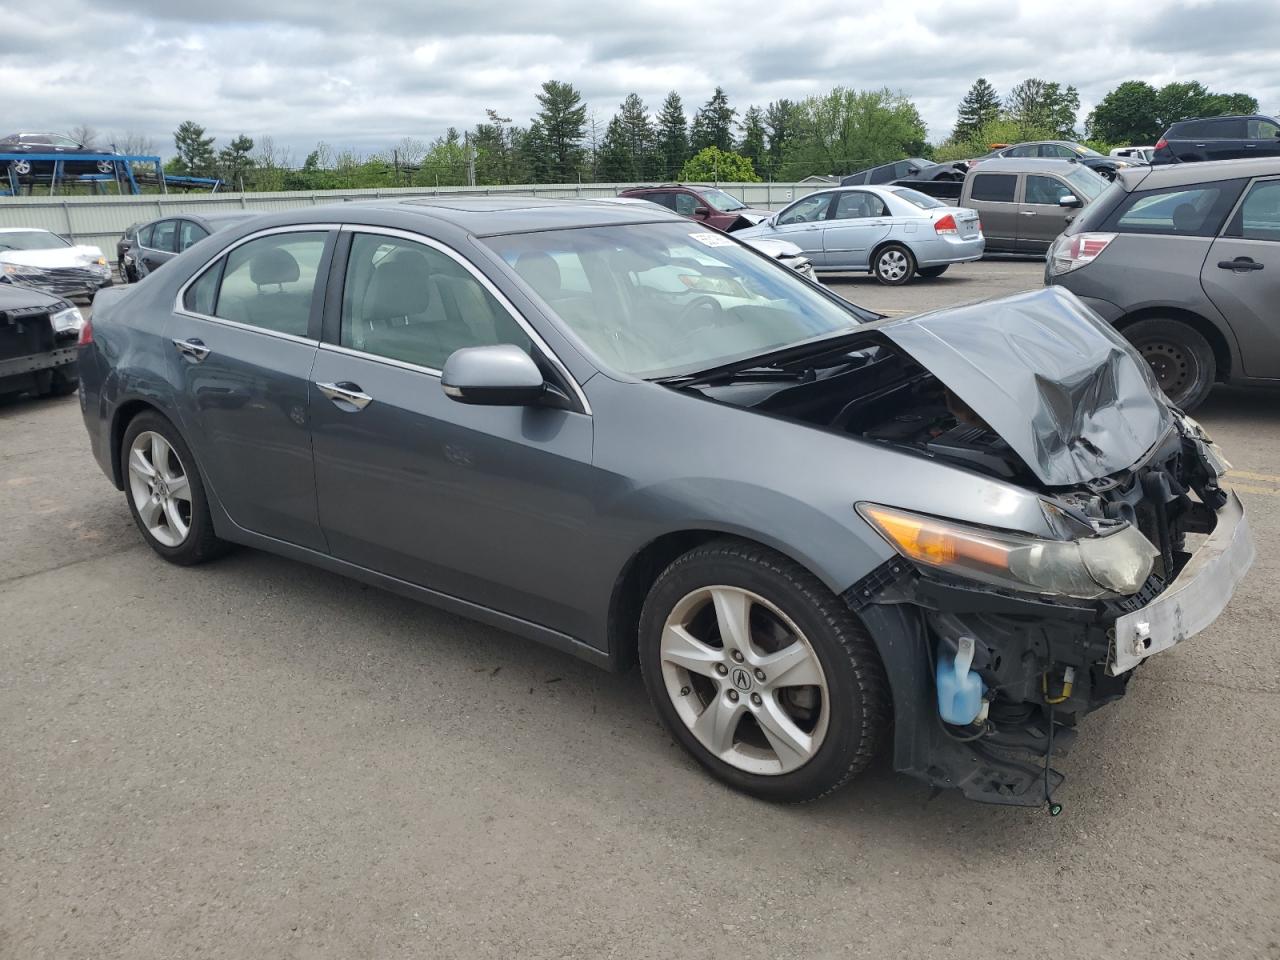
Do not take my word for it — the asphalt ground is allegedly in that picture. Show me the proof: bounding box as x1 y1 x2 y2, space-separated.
2 260 1278 959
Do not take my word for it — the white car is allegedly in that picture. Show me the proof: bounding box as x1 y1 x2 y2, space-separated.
0 228 113 299
1110 146 1155 163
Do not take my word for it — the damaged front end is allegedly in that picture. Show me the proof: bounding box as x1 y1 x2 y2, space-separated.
688 287 1254 806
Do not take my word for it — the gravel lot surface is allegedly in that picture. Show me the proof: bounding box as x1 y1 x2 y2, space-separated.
3 261 1278 959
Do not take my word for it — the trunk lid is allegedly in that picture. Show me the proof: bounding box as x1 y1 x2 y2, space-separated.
879 286 1173 487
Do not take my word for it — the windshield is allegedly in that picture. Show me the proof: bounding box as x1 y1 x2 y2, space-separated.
484 222 872 379
700 188 747 212
1066 167 1107 201
889 187 946 209
0 230 70 252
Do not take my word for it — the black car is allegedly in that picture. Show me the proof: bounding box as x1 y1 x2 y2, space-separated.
0 283 82 399
1151 115 1280 165
970 141 1130 180
842 157 965 186
118 212 258 283
0 133 118 180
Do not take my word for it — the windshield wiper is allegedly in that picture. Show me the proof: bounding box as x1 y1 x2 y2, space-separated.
660 365 814 387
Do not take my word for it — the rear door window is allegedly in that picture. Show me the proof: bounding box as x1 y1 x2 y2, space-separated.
833 192 888 219
1200 118 1247 139
149 220 179 253
1227 179 1280 242
970 174 1017 202
643 192 676 211
1104 180 1246 237
214 231 328 337
178 220 209 251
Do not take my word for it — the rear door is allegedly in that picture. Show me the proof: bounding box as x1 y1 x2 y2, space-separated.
821 191 892 269
966 173 1019 251
768 192 835 263
1017 174 1078 253
1201 177 1280 378
168 225 335 549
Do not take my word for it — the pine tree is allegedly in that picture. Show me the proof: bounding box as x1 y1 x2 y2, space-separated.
617 93 656 180
738 106 766 172
217 134 255 190
531 80 588 182
953 78 1000 141
764 100 801 166
655 91 689 180
690 87 736 154
173 121 216 177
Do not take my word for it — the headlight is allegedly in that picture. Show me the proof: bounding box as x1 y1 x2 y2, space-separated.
857 503 1158 599
2 264 17 275
50 306 84 333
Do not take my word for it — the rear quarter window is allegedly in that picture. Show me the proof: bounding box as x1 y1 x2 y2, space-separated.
1101 179 1246 237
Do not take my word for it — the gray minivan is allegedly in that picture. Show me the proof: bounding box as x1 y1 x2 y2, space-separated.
1047 156 1280 410
959 158 1109 254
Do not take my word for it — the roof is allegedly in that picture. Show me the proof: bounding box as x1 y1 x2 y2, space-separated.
0 227 51 234
1120 155 1280 190
968 158 1089 174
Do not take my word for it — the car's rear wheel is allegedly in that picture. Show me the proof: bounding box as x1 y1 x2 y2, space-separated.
96 160 114 174
1122 318 1216 411
638 539 889 803
118 260 134 284
11 159 31 176
43 368 78 397
873 244 915 285
121 411 228 565
917 265 949 279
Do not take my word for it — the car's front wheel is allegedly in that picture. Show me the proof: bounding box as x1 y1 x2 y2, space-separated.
639 539 889 803
1122 318 1216 411
121 411 228 565
873 244 915 285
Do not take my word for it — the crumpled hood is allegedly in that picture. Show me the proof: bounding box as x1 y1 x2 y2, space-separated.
0 245 105 269
880 286 1173 487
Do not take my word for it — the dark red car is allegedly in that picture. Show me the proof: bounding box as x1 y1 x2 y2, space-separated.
618 184 771 232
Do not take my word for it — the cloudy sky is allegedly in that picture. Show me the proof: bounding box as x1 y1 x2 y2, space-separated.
3 0 1274 161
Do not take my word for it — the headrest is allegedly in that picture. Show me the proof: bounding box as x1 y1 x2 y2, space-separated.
514 251 561 295
249 247 300 286
364 249 432 321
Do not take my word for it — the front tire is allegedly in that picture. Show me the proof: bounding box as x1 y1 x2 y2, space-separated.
638 539 889 803
873 244 915 285
1122 318 1216 411
121 411 228 565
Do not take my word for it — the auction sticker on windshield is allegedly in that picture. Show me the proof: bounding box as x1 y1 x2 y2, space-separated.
688 232 736 247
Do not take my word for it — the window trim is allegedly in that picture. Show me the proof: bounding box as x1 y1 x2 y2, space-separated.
323 224 592 416
173 223 340 345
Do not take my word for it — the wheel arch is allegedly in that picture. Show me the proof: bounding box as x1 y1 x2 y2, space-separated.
1114 306 1234 381
869 237 914 273
108 398 167 488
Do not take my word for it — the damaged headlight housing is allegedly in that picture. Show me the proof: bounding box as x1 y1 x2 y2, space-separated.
857 503 1158 600
50 305 84 333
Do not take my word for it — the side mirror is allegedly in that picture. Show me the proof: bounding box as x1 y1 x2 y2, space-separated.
1058 194 1082 208
441 344 568 408
692 206 710 217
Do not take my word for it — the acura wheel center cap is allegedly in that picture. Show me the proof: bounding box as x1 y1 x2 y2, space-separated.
730 667 753 692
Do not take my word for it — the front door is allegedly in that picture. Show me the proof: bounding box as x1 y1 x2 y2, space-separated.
168 226 334 550
309 229 596 635
768 193 834 265
1202 177 1280 379
821 191 892 269
1017 174 1078 253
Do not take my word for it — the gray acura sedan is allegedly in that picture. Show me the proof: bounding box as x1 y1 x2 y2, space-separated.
78 197 1253 808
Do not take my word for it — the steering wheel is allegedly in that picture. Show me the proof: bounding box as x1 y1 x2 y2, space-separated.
669 295 729 353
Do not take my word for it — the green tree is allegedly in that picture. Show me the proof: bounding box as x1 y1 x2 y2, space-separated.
655 91 689 179
1086 80 1160 143
783 87 927 178
738 105 766 170
520 119 552 183
1004 79 1079 139
953 78 1001 141
531 80 588 182
764 99 802 170
471 110 529 185
217 134 255 190
172 121 216 177
690 87 736 153
680 145 760 182
597 116 633 182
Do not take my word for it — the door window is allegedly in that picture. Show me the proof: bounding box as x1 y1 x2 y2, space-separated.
137 223 155 247
1005 145 1037 158
1105 181 1246 237
834 192 888 219
341 233 530 370
1024 175 1073 205
867 164 895 184
1248 119 1280 139
1201 118 1247 139
1228 180 1280 242
777 193 832 224
214 231 327 337
178 221 209 251
148 220 179 253
970 174 1017 202
673 193 700 216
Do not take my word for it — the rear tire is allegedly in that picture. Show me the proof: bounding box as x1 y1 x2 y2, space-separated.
917 265 949 279
121 410 229 566
873 244 915 285
1122 318 1216 411
638 539 889 803
45 368 78 397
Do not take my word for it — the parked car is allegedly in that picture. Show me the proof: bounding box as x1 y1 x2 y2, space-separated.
0 228 113 299
0 133 118 179
958 158 1108 254
1047 156 1280 411
78 198 1251 807
1151 115 1280 165
1111 146 1155 163
970 141 1130 180
841 158 965 186
617 184 771 231
0 283 82 398
118 212 258 283
735 185 983 284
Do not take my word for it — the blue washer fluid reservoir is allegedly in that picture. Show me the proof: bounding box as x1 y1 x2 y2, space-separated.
937 636 986 726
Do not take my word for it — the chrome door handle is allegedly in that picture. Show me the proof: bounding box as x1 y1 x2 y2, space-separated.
1020 211 1037 216
316 380 373 411
172 337 210 362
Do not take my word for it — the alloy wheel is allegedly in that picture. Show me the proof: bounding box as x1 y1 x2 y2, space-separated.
127 431 193 547
659 585 830 775
878 249 909 282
